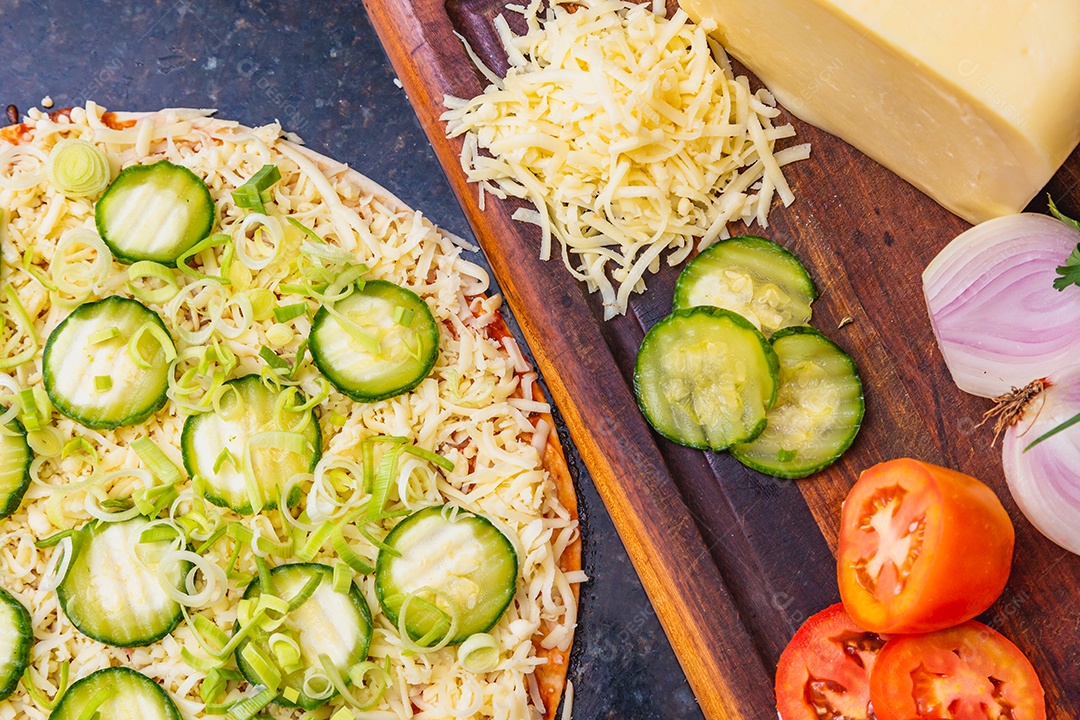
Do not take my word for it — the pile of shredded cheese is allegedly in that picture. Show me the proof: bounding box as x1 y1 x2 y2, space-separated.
442 0 810 319
0 102 582 720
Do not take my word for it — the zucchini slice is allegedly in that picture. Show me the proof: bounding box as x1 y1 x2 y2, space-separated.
50 666 181 720
0 419 31 520
673 235 817 337
0 587 32 701
57 518 187 647
309 280 439 402
375 506 518 647
95 160 215 265
732 327 864 479
181 375 322 514
43 297 173 430
634 307 779 451
235 563 373 710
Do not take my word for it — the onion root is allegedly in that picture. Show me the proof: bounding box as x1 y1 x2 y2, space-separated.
978 378 1049 445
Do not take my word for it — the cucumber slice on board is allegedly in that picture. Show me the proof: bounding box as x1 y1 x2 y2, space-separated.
49 666 181 720
235 563 373 710
732 327 864 479
56 518 188 647
309 280 439 403
0 419 31 520
181 375 322 514
0 587 32 701
634 307 779 451
375 506 518 647
673 235 817 337
43 297 173 430
95 160 215 265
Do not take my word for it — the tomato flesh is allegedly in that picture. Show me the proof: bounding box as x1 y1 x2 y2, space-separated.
775 603 886 720
850 483 927 600
870 621 1045 720
838 459 1014 634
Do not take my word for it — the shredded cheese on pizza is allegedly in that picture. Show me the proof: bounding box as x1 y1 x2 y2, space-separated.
442 0 810 319
0 103 580 720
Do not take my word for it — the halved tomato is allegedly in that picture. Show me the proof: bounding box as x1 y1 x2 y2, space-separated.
775 603 886 720
837 458 1013 634
869 620 1045 720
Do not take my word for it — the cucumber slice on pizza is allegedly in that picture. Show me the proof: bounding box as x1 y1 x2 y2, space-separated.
309 280 440 402
95 160 215 265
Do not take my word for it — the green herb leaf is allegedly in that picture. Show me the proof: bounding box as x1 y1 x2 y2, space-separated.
1048 196 1080 291
1024 409 1080 452
1048 195 1080 233
1052 243 1080 291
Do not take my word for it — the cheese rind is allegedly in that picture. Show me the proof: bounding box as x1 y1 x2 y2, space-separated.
679 0 1080 223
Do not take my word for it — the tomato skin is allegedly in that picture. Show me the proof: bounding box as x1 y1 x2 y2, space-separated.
838 458 1014 634
774 603 886 720
869 620 1045 720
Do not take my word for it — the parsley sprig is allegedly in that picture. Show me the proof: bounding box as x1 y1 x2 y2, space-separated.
1049 196 1080 291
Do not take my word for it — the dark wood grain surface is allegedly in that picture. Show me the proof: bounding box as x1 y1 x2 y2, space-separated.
364 1 1080 717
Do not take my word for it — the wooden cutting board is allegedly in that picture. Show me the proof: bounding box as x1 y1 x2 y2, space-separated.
360 1 1080 717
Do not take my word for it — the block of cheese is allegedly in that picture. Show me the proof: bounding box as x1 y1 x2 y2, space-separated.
678 0 1080 223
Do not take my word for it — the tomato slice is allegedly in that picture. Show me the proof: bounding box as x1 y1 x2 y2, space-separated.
870 620 1045 720
774 603 886 720
837 458 1014 634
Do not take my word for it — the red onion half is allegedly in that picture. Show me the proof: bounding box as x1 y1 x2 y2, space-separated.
923 214 1080 398
1002 366 1080 555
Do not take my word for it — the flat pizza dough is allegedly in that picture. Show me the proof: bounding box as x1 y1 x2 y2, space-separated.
0 105 582 720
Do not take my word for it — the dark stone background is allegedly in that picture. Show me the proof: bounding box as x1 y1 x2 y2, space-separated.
0 1 705 717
